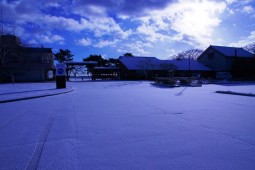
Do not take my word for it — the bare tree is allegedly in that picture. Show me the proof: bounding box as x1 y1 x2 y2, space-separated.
0 46 11 64
174 49 203 60
243 42 255 54
0 35 20 65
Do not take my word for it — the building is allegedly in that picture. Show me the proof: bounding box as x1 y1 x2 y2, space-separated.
197 45 255 79
166 58 212 78
0 34 54 82
118 56 211 80
118 56 166 80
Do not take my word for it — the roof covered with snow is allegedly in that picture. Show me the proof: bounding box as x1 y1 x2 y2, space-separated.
165 59 211 71
119 56 211 71
210 45 254 58
65 61 98 65
119 56 162 70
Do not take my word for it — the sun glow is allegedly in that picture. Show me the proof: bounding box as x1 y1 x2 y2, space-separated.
145 0 227 47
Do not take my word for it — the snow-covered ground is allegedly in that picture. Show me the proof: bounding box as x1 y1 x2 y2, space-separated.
0 81 255 169
0 82 73 102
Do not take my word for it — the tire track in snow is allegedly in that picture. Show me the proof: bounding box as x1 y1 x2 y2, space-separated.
0 113 23 132
71 93 77 170
26 113 56 170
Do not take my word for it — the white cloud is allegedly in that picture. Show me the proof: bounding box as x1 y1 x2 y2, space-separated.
225 0 237 4
169 0 226 47
34 33 65 44
225 0 255 15
94 39 119 48
2 0 253 59
75 38 92 46
242 6 253 13
117 40 153 56
134 0 226 48
27 39 38 45
166 49 179 58
44 2 61 8
51 35 65 42
40 15 90 32
229 31 255 47
136 24 170 42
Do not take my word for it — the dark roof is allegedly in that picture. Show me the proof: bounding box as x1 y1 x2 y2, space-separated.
119 56 211 71
94 67 120 70
65 61 98 65
23 47 52 53
210 45 254 58
165 59 211 71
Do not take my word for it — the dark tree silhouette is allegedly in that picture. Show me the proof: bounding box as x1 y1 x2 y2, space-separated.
123 53 133 56
54 49 73 63
54 49 74 80
83 54 108 66
0 46 12 65
244 42 255 54
174 49 203 60
108 58 119 67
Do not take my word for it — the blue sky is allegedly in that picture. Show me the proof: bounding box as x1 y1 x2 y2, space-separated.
1 0 255 60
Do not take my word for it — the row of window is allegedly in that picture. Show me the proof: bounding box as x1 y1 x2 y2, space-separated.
8 55 53 64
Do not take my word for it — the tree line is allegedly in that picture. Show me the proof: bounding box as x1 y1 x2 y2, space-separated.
53 42 255 64
54 51 133 66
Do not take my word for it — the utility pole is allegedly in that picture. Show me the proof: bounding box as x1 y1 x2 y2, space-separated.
189 55 191 77
1 8 3 35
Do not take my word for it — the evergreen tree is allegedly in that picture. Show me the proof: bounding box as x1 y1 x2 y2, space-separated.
54 49 73 63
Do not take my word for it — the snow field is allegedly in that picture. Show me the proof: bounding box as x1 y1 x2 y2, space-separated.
0 81 255 169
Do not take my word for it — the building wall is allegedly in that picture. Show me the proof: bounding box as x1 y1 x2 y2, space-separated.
0 35 54 82
198 48 230 71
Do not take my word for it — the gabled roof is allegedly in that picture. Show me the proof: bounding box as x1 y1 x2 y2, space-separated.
210 45 254 58
119 56 162 70
119 56 211 71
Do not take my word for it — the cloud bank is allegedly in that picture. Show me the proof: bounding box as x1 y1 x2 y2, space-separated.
1 0 254 58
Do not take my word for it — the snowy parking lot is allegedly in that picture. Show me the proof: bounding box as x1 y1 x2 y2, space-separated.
0 81 255 169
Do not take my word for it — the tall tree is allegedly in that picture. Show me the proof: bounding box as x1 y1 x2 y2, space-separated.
83 54 108 76
54 49 73 63
174 49 203 60
54 49 74 80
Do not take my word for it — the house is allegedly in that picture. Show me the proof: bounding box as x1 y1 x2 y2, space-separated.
118 56 211 80
197 45 255 79
0 34 54 82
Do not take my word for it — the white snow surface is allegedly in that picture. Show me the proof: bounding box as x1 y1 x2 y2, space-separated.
0 81 255 169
